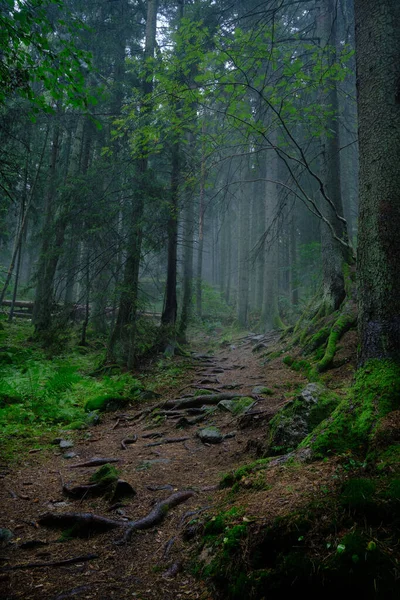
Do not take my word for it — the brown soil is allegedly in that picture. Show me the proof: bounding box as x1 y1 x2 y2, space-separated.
0 329 356 600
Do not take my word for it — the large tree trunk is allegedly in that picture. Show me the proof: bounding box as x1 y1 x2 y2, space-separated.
107 0 158 367
355 0 400 363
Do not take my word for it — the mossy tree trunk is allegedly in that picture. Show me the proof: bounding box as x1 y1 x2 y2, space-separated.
355 0 400 363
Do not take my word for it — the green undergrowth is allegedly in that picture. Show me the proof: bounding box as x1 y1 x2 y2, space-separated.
0 321 147 458
220 459 273 489
282 355 318 380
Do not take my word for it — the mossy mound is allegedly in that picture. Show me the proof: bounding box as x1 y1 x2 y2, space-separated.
302 359 400 457
266 383 340 455
89 463 121 499
84 394 130 412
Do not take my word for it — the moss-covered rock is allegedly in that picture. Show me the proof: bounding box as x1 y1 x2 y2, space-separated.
266 383 339 455
89 463 119 487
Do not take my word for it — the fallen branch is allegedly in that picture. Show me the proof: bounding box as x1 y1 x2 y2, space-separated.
0 554 98 572
144 437 190 448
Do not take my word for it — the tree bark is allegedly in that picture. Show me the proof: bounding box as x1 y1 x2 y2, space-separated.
355 0 400 362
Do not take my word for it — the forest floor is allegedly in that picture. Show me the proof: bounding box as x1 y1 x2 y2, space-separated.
0 325 358 600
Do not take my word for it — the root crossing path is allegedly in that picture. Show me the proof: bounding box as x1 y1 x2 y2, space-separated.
0 331 306 600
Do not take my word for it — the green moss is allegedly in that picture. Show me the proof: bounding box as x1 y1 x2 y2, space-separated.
84 394 130 412
303 327 330 355
303 360 400 457
282 356 317 380
220 459 272 488
266 387 340 455
340 478 376 510
376 445 400 472
316 312 356 372
68 420 87 430
89 463 119 487
194 389 213 396
383 478 400 502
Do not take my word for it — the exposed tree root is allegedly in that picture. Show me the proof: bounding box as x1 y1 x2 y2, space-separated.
147 484 175 492
162 562 182 578
142 431 166 439
40 491 195 543
69 458 120 469
316 310 357 372
0 554 98 572
144 437 190 447
164 393 255 410
120 491 195 543
38 512 123 534
163 537 176 558
62 482 104 499
121 436 137 450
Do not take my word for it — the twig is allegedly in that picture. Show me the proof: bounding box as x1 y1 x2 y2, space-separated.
0 554 98 572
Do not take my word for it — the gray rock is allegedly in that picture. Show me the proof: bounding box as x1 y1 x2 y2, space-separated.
63 451 77 459
0 528 13 546
218 397 254 415
252 386 273 396
59 440 74 449
198 427 223 444
86 411 101 426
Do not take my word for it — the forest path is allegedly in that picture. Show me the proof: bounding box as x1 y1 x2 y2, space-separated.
0 330 307 600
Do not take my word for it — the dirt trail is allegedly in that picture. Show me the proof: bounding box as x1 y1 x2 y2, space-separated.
0 331 307 600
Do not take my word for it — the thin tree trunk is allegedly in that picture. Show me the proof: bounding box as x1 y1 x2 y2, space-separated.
318 0 351 313
178 134 195 340
237 162 250 327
